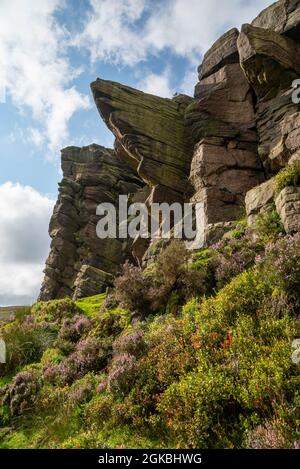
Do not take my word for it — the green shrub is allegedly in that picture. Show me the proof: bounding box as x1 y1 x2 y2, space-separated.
255 208 284 242
157 366 237 448
92 307 131 339
261 233 300 305
3 320 57 374
41 348 64 366
114 262 152 312
154 272 298 448
274 161 300 194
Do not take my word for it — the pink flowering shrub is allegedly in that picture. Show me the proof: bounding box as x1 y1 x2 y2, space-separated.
107 353 137 395
58 315 92 342
260 233 300 306
212 236 263 289
43 337 108 385
246 421 288 449
114 262 152 312
68 373 97 406
112 329 146 357
55 314 93 354
3 370 41 416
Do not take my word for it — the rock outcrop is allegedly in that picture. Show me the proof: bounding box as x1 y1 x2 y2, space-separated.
39 145 143 301
40 0 300 300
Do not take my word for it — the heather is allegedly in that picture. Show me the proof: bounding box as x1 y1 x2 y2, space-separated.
0 228 299 449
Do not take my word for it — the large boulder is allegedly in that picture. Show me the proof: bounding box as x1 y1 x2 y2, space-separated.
245 178 275 225
73 265 114 300
275 186 300 233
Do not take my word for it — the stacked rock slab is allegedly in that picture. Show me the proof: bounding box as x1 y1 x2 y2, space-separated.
185 28 265 242
91 79 193 202
275 186 300 233
39 145 143 300
91 79 194 258
252 0 300 40
242 0 300 225
238 22 300 175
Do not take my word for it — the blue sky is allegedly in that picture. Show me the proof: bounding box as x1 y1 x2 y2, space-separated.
0 0 272 305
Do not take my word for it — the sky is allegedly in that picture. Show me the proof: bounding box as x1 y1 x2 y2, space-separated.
0 0 273 306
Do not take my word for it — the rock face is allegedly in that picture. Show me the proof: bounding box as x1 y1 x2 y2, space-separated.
276 186 300 233
40 0 300 300
39 145 143 301
186 28 265 239
190 140 264 225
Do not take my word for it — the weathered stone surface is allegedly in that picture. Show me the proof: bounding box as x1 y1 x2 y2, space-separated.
188 64 256 142
190 140 264 225
238 24 300 174
275 186 300 233
289 151 300 164
194 64 255 126
255 90 299 172
252 0 300 41
187 56 264 238
131 236 150 265
73 265 114 300
91 79 193 199
238 24 300 101
245 178 275 225
198 28 239 80
190 142 263 192
39 144 143 301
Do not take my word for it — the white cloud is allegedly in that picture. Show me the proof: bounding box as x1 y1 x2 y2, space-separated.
27 128 45 147
0 0 90 156
144 0 272 60
74 0 147 65
80 0 273 63
179 68 198 96
137 68 173 97
0 182 55 305
78 0 272 93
